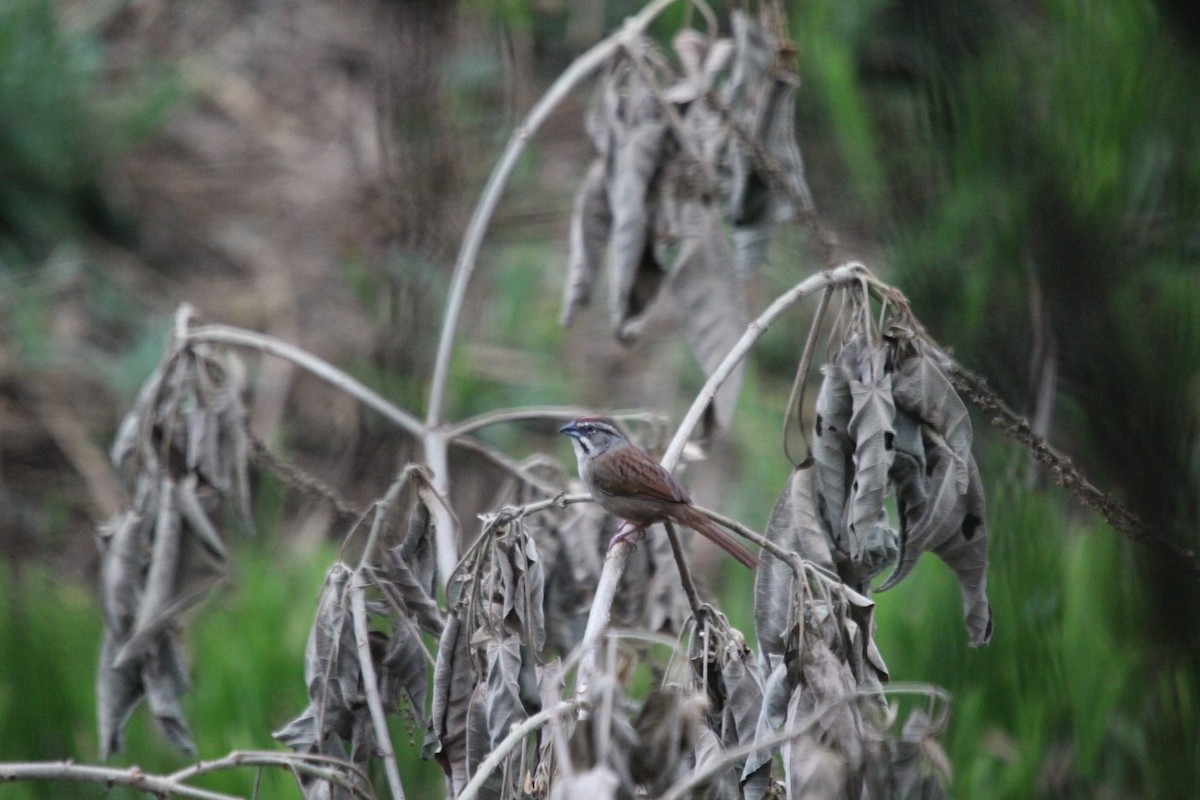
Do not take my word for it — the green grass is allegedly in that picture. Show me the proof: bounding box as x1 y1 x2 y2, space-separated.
0 539 448 799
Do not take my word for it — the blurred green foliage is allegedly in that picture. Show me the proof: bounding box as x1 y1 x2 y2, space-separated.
0 536 444 799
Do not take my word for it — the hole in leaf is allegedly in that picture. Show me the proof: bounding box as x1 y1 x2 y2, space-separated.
816 414 824 437
884 432 895 451
962 514 982 540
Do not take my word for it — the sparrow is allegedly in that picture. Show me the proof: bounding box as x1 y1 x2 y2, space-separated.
559 416 759 569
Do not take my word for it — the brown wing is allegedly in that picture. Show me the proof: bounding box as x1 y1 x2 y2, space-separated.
590 447 691 505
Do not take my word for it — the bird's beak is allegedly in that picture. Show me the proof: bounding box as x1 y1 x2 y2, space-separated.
558 421 579 438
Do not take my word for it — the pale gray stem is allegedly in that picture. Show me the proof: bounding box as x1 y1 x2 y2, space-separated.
0 762 241 800
423 427 459 587
350 584 407 800
186 325 424 438
168 751 373 798
456 700 579 800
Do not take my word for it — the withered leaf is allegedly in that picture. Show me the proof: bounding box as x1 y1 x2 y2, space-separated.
562 158 612 327
881 446 992 645
670 199 749 433
693 726 744 800
379 612 429 724
114 517 226 670
607 70 669 340
760 72 813 222
784 734 847 800
427 610 476 793
846 345 897 560
142 632 196 756
892 348 972 494
756 467 834 661
484 634 526 749
96 629 142 759
812 363 855 554
631 687 704 794
464 682 498 799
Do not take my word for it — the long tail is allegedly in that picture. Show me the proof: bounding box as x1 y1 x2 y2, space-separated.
674 505 760 569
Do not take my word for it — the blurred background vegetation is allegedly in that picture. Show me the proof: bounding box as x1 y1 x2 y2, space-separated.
0 0 1197 798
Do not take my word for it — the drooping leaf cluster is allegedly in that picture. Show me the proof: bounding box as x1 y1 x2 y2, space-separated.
97 318 253 757
793 286 992 646
395 448 952 798
273 468 444 800
562 9 811 433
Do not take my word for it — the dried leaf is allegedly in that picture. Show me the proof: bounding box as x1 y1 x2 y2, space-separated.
756 467 834 661
306 564 361 730
96 629 142 759
693 726 745 800
142 632 196 756
812 363 855 555
670 199 749 432
114 478 182 667
382 501 444 637
846 346 897 560
795 641 868 774
562 158 612 327
937 458 992 646
379 612 429 724
783 735 847 800
464 682 497 799
666 29 734 105
607 71 669 340
722 11 772 207
484 634 526 748
400 492 438 604
881 446 992 645
427 611 476 793
892 349 972 494
745 655 793 787
760 72 813 221
630 688 705 794
176 474 228 561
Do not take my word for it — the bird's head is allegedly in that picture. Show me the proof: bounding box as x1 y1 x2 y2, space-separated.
558 416 625 457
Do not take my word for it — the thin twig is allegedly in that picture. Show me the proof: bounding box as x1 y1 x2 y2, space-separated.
692 504 802 575
0 762 241 800
167 751 373 799
456 700 580 800
949 364 1200 580
248 434 365 522
663 519 707 624
781 286 832 468
350 584 407 800
448 436 564 496
186 325 424 437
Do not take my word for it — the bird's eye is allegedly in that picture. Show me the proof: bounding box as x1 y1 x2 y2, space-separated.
582 423 595 434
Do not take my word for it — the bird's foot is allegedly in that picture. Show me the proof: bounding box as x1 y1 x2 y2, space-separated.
609 521 646 552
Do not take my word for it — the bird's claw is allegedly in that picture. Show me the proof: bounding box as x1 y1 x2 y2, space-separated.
609 521 646 552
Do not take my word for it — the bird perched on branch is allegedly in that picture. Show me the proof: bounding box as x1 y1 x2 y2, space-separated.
559 416 759 569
